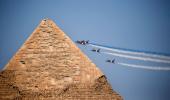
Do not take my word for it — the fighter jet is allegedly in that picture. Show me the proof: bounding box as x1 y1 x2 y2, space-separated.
91 48 100 53
106 59 115 64
76 40 89 45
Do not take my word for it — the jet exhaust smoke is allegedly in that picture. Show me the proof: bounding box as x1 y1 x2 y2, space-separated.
89 43 170 60
117 62 170 71
102 52 170 64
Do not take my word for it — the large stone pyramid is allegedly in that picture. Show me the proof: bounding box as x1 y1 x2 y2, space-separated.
0 19 122 100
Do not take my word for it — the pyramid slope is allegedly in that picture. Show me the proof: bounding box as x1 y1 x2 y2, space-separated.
0 19 122 100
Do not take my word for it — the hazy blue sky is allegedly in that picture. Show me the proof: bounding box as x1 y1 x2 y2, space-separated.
0 0 170 100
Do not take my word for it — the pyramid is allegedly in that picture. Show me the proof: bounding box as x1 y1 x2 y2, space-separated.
0 19 122 100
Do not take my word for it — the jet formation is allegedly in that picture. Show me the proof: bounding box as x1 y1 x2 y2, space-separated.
75 40 116 64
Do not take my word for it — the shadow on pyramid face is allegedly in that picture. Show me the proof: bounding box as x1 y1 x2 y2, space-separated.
20 61 25 65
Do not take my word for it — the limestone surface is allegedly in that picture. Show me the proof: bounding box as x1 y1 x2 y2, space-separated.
0 19 122 100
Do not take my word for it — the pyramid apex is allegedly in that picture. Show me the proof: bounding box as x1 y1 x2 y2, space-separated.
42 17 57 21
39 18 58 28
42 18 50 21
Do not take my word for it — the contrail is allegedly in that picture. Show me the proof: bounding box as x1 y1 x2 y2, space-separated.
117 62 170 71
102 52 170 64
89 43 170 60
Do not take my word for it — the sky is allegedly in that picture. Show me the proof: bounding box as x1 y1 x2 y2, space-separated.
0 0 170 100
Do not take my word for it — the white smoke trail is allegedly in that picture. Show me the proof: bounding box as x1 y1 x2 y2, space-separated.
89 44 170 60
117 62 170 71
102 52 170 64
